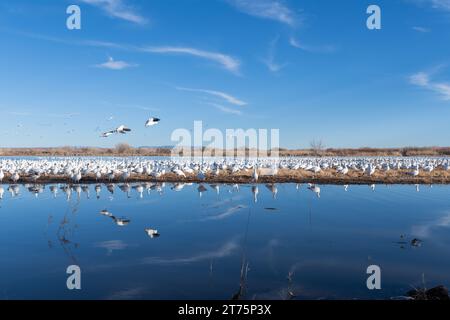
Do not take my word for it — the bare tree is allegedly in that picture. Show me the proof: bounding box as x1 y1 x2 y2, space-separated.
310 139 325 156
115 143 132 154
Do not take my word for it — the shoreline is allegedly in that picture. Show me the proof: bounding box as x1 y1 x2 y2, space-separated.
1 169 449 185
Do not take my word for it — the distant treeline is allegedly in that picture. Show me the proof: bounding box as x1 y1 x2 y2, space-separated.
1 145 450 157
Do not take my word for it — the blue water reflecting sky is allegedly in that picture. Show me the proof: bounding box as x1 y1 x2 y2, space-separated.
1 182 449 300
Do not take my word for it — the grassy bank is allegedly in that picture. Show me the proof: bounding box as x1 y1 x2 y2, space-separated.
1 168 449 185
1 146 450 157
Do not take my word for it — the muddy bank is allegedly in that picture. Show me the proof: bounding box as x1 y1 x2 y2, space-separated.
1 169 449 185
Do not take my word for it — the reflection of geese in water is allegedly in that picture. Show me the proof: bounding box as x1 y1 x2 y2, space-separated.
60 185 72 201
210 184 220 195
100 209 113 217
143 182 153 195
113 217 131 227
28 185 44 198
251 186 259 203
307 184 321 198
296 184 300 191
95 184 101 199
0 186 4 200
265 184 278 199
197 185 207 198
119 183 131 198
145 228 160 238
134 184 144 198
81 185 90 199
8 185 20 197
370 184 376 192
415 184 420 193
74 185 82 199
49 185 58 198
171 183 185 192
344 184 349 192
107 184 115 194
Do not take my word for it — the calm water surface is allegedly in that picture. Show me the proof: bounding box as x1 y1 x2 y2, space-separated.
1 182 449 300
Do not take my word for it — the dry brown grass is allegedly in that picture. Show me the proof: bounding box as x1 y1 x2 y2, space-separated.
1 146 450 158
2 168 449 185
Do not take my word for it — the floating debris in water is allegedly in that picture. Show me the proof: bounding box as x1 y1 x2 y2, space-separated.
407 286 449 300
411 238 422 247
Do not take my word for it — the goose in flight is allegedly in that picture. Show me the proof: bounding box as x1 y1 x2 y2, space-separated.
101 130 115 138
145 117 160 127
116 125 131 134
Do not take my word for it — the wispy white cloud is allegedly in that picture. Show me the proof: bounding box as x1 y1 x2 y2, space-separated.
142 46 241 74
409 69 450 100
422 0 450 11
176 87 247 106
79 0 148 25
141 239 239 265
47 113 80 119
95 56 137 70
106 287 146 300
203 205 247 220
209 103 243 115
226 0 298 27
412 26 431 33
8 111 32 116
412 213 450 238
262 36 287 73
289 37 336 53
12 31 241 75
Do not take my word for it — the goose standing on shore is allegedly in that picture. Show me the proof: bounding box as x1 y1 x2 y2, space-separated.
11 172 20 183
252 167 259 182
0 169 4 182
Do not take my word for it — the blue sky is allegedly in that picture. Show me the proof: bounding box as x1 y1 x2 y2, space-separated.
1 0 450 149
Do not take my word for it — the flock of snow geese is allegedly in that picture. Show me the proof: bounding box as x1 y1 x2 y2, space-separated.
0 156 448 184
0 156 449 201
